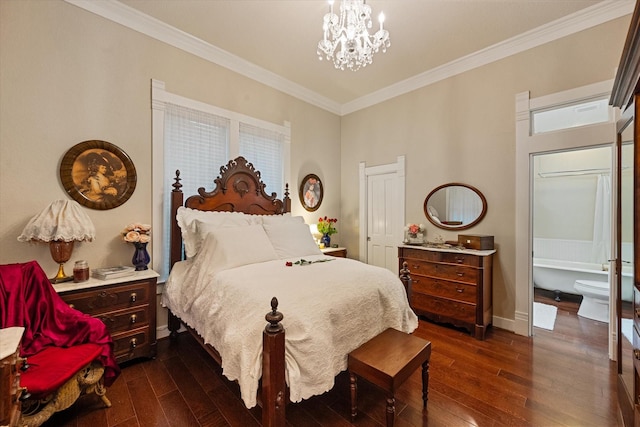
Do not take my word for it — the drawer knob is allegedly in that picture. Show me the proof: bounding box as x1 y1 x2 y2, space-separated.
457 272 464 277
412 264 420 270
455 257 464 263
130 314 137 324
130 338 137 350
456 288 464 293
130 292 137 303
634 349 640 360
68 303 75 309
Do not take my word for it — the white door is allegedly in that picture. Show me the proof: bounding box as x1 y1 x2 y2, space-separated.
367 173 398 271
359 156 405 272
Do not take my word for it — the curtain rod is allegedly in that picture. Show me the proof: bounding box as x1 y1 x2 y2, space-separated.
537 167 629 178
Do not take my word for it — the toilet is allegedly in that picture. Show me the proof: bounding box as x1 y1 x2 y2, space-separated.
573 280 609 323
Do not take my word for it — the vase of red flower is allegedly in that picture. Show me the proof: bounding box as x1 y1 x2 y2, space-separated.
317 217 337 248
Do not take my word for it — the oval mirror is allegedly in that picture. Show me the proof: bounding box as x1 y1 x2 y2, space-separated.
423 183 487 230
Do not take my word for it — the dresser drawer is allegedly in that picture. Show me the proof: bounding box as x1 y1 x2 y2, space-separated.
400 248 482 267
410 293 476 323
62 282 150 315
412 277 477 304
95 305 150 334
112 328 151 362
406 259 478 284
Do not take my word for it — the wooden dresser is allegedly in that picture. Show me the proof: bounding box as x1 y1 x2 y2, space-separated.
55 270 159 364
0 327 24 427
398 245 495 340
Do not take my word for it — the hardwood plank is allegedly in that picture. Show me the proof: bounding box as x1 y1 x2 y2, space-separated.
126 375 170 427
157 390 200 427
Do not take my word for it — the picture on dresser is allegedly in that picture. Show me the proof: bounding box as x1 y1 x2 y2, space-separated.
299 173 323 212
60 140 137 210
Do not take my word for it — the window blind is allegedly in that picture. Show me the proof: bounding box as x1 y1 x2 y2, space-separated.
239 122 285 196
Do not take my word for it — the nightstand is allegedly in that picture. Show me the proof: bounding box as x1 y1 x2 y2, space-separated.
0 327 24 427
54 270 159 364
322 247 347 258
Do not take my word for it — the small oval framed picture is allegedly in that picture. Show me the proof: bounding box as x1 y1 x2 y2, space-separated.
60 140 137 210
299 174 323 212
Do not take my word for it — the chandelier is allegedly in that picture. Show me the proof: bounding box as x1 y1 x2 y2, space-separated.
317 0 390 71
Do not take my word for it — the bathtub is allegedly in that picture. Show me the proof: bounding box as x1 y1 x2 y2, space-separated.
533 258 633 302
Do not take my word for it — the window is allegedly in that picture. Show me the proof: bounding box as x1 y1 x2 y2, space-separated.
152 80 290 280
531 97 610 134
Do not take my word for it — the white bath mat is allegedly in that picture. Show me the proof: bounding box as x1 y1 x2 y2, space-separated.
622 318 634 344
533 302 558 331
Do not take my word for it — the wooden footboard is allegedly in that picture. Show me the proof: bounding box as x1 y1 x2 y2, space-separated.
167 299 286 426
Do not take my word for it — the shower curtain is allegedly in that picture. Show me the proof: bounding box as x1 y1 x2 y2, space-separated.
447 186 482 223
591 174 611 264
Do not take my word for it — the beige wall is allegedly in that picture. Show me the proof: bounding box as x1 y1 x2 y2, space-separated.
0 1 631 330
340 17 629 321
0 0 341 327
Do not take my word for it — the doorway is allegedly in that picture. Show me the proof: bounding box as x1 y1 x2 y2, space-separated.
515 80 617 359
531 147 612 336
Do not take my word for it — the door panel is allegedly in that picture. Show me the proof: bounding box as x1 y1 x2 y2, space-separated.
367 173 398 272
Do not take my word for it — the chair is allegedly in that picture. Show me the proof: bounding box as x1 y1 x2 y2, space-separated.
0 261 120 426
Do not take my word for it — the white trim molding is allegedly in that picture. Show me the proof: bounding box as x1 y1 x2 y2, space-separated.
65 0 633 116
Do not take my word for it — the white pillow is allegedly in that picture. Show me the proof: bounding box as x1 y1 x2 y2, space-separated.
260 213 305 225
176 207 254 257
263 222 323 259
202 224 278 271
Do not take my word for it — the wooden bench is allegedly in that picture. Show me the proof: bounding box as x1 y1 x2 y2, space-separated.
348 328 432 427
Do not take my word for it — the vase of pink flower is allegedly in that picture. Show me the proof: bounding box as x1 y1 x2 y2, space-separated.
404 223 425 245
122 223 151 270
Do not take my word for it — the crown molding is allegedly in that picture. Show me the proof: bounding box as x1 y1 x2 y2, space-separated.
341 0 635 115
65 0 634 117
64 0 342 115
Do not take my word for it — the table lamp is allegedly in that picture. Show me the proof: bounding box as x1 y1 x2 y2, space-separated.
18 200 96 283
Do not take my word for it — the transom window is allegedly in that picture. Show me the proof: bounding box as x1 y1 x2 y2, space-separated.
531 97 610 134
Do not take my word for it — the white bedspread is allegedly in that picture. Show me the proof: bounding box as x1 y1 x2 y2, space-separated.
162 253 418 408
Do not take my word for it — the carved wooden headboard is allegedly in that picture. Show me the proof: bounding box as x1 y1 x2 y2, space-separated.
169 156 291 267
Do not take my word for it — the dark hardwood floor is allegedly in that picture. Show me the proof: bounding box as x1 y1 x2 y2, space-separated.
42 293 617 427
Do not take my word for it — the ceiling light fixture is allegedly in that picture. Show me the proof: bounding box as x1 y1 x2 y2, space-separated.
317 0 390 71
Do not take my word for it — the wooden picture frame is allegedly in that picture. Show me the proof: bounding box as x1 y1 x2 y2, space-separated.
299 174 323 212
60 140 137 210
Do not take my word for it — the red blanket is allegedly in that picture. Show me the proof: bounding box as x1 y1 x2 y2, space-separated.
0 261 120 386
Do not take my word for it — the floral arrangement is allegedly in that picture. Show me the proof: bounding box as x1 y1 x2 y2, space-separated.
406 223 425 237
122 223 151 244
317 216 338 236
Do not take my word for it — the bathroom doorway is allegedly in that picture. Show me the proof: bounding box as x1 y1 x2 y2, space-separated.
531 146 613 338
515 80 617 359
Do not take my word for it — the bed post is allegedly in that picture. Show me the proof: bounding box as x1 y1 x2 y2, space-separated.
262 297 286 427
399 261 412 302
283 184 291 213
168 170 184 339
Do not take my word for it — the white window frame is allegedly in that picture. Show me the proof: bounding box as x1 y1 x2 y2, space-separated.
151 79 291 280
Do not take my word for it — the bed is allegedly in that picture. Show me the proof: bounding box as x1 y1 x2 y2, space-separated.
162 156 418 426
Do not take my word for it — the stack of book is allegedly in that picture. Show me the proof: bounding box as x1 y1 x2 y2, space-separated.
92 266 135 280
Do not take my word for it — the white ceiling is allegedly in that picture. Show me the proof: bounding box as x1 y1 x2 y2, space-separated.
71 0 634 114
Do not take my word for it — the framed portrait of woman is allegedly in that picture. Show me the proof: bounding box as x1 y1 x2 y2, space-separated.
60 140 137 210
299 174 323 212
